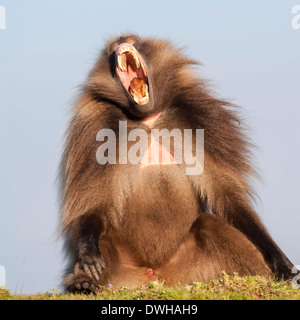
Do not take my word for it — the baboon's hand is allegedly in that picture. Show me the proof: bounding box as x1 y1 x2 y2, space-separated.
66 275 100 294
75 250 106 281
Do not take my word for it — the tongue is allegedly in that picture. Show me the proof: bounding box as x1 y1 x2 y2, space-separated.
130 77 147 99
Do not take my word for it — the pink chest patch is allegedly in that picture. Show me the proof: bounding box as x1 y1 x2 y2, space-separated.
140 113 177 167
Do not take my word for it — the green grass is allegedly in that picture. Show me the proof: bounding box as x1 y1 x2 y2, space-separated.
1 274 300 300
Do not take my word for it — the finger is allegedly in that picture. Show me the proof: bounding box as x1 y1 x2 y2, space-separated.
99 257 106 269
95 261 104 275
75 281 81 290
89 264 100 281
89 283 96 292
82 263 93 279
74 262 81 274
82 282 90 290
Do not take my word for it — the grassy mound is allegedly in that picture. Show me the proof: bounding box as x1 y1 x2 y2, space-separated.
1 273 300 300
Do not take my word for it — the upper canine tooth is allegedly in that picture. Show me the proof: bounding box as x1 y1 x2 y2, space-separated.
118 55 126 71
130 51 140 68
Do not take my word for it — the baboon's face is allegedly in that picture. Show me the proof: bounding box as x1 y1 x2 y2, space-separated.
87 34 196 119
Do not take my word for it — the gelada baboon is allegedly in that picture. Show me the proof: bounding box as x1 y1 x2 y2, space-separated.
59 34 294 293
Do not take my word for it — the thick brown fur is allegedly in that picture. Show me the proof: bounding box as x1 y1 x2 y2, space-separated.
59 34 293 293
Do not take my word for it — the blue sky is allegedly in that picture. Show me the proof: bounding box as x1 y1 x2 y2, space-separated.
0 1 299 294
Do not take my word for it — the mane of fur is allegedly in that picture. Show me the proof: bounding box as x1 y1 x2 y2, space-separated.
58 35 256 235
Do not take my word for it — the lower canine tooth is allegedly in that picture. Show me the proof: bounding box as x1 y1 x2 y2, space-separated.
130 90 139 103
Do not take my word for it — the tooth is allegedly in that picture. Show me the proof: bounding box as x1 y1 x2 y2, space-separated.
144 84 148 95
117 55 122 69
120 47 130 54
118 54 127 71
117 55 124 71
130 51 140 68
130 90 139 103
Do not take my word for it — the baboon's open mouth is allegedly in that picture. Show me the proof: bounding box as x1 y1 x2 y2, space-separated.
115 43 149 105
